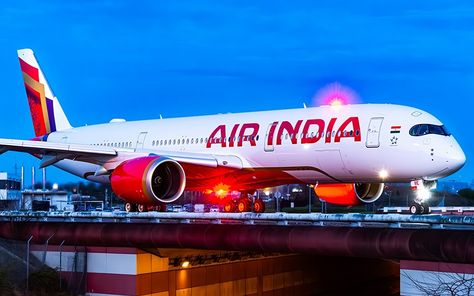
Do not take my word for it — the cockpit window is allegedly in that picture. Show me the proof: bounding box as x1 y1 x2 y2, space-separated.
409 124 451 137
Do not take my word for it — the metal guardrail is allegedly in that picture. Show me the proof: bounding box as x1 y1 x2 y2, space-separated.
381 206 474 214
2 211 474 230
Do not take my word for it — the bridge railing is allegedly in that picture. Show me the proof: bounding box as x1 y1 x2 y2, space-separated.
2 211 474 230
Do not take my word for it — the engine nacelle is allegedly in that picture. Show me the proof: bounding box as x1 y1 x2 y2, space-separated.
314 183 384 206
111 156 186 204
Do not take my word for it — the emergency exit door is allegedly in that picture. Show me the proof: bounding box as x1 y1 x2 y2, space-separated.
135 132 148 151
366 117 384 148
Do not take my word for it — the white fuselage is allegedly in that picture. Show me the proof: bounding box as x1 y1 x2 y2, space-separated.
46 104 465 189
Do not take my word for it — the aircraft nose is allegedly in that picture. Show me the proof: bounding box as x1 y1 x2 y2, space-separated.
449 139 466 172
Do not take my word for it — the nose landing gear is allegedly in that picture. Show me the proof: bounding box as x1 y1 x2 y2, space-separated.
409 180 436 215
409 202 430 215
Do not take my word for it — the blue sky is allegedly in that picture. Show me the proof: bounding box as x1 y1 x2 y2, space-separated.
0 1 473 183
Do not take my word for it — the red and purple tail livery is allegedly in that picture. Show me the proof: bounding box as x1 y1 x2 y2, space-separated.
18 49 72 137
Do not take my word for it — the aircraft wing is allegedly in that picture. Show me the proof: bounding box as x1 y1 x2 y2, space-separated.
0 138 243 171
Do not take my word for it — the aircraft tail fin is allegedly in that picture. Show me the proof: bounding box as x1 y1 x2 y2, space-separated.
17 48 72 137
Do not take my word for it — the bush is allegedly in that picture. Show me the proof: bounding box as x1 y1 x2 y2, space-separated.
28 267 68 296
0 270 14 296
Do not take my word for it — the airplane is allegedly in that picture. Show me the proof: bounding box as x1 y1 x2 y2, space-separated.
0 48 466 214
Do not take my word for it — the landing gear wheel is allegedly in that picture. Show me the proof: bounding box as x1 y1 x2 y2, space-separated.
419 205 425 214
237 198 251 213
253 198 265 213
125 202 136 213
224 201 235 213
421 202 430 214
137 204 147 213
410 203 424 215
155 204 167 212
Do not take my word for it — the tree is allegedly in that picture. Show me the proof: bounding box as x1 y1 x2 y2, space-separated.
402 270 474 296
458 188 474 200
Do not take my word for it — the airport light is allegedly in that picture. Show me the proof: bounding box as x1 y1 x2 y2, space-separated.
417 188 431 202
378 169 389 179
181 260 190 268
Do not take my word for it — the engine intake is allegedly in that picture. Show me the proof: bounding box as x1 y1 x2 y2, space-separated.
111 156 186 204
314 183 384 206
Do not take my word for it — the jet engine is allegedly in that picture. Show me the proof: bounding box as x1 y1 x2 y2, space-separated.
314 183 384 206
110 156 186 204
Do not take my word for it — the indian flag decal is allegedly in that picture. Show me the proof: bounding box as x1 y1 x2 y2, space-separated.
390 126 401 134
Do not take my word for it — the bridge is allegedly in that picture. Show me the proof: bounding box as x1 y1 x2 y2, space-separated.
1 211 473 264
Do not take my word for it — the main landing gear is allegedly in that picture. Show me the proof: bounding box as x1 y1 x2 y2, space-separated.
223 193 265 213
124 202 167 213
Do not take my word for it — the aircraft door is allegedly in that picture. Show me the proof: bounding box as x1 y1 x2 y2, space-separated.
135 132 148 151
366 117 384 148
264 122 278 152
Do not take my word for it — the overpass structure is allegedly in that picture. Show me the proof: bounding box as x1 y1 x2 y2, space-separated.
0 211 473 264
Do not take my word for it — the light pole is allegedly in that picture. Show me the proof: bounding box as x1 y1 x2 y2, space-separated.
43 233 55 264
59 240 65 290
26 235 33 293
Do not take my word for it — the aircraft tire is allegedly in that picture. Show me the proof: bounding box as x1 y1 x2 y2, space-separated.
237 198 251 213
224 201 235 213
125 202 136 213
253 198 265 213
409 204 420 215
137 204 147 213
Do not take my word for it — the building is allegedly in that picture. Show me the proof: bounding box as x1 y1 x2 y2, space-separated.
0 172 21 210
22 189 71 211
